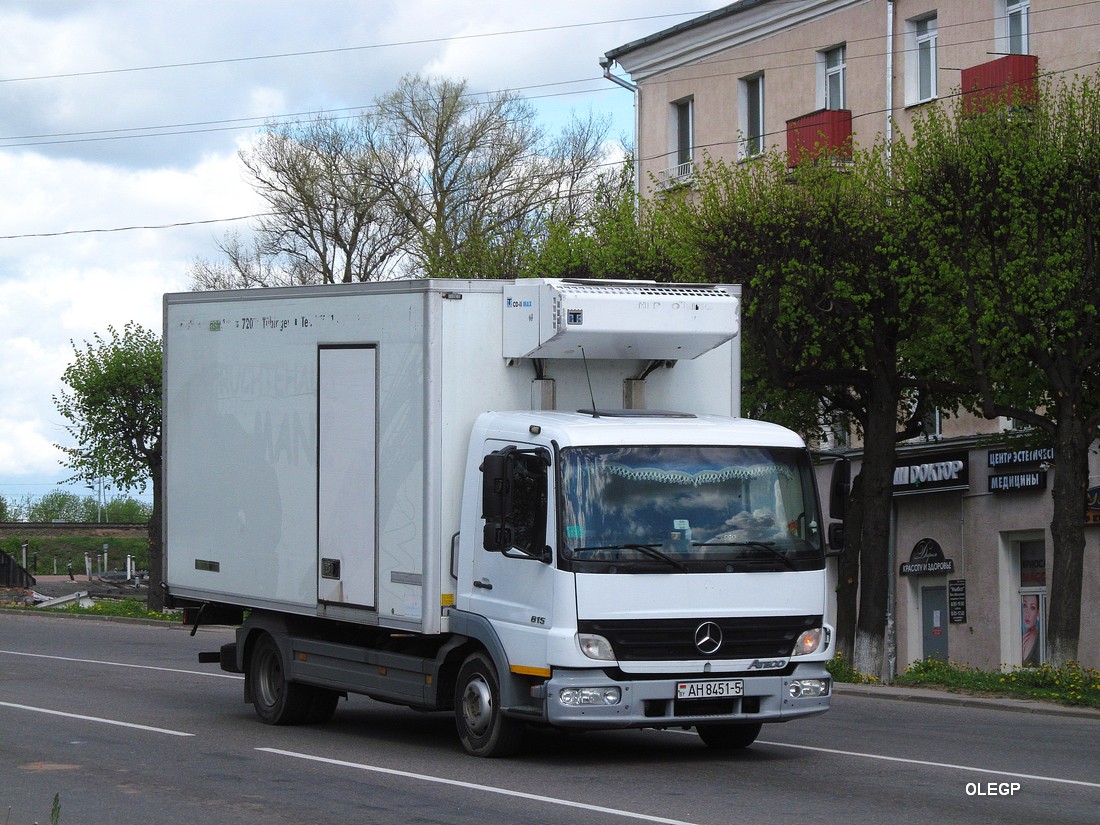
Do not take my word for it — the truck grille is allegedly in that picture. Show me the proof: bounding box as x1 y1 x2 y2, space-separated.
577 615 820 661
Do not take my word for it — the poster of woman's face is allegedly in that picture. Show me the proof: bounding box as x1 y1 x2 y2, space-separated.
1021 594 1041 667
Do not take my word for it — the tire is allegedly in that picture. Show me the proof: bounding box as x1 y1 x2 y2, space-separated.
248 633 313 725
696 722 763 750
454 652 524 757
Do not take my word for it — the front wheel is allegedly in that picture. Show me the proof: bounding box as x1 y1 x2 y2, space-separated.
696 722 763 750
454 652 524 757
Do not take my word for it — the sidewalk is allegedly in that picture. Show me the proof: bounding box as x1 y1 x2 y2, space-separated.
833 680 1100 720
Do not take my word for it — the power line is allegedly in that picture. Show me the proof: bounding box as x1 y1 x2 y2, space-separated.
3 4 1095 151
0 79 614 148
0 12 708 84
3 56 1097 243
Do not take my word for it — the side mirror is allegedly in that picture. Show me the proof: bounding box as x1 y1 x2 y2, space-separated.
480 453 512 521
826 457 849 556
827 522 845 554
480 452 513 551
829 458 850 521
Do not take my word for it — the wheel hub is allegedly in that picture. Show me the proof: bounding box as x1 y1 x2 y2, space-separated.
461 676 493 735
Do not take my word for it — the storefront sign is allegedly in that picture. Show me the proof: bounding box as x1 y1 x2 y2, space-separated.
900 537 956 576
1088 486 1100 527
893 451 969 497
949 579 967 623
989 471 1047 493
987 446 1054 468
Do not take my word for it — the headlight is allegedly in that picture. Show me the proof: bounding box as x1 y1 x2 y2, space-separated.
792 627 827 656
789 678 830 698
559 686 622 706
577 633 615 661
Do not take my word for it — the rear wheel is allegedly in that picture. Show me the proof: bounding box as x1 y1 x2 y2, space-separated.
696 722 762 750
248 633 313 725
454 652 524 757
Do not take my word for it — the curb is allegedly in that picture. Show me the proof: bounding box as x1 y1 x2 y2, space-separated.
833 681 1100 720
0 605 183 630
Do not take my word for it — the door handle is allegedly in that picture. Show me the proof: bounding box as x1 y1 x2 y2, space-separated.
473 578 493 590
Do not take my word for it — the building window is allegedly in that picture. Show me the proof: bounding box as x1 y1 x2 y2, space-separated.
1006 0 1030 54
674 98 693 168
822 45 846 110
912 15 938 103
741 73 765 158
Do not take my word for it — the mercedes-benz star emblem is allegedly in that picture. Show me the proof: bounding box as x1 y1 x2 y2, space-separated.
694 621 723 655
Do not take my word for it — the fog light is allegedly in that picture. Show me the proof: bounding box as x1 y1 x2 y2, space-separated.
788 678 829 699
559 686 622 706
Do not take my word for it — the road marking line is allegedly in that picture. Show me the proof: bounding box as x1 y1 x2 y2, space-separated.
0 649 242 680
759 740 1100 789
257 747 704 825
666 729 1100 789
0 701 194 737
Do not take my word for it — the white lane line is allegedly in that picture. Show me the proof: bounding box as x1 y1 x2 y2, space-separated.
258 747 705 825
667 730 1100 790
0 701 194 737
759 740 1100 789
0 649 243 680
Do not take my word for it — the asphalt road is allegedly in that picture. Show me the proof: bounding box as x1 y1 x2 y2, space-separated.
1 611 1097 825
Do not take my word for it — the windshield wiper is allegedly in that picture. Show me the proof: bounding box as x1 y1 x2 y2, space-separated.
574 543 689 572
692 540 797 571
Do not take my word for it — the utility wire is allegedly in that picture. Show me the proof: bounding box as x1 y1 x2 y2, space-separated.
0 12 708 84
2 4 1095 148
3 54 1098 243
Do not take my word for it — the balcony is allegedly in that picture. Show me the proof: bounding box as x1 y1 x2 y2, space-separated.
786 109 853 168
655 160 695 190
961 54 1039 115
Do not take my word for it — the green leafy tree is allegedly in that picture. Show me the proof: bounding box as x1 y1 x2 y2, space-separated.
27 490 87 522
53 323 164 608
898 74 1100 665
526 156 680 283
668 148 963 675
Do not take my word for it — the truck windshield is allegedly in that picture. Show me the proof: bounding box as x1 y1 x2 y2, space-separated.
558 444 824 573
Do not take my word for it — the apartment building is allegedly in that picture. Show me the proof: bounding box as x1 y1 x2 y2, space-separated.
603 0 1100 673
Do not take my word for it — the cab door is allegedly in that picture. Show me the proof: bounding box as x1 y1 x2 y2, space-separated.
466 440 557 672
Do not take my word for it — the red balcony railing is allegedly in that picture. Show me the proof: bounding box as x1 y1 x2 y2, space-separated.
961 54 1039 115
786 109 853 167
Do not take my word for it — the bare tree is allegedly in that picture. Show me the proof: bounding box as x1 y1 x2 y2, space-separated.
190 114 408 289
189 75 611 288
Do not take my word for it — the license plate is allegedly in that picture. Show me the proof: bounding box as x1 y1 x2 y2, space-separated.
676 679 744 699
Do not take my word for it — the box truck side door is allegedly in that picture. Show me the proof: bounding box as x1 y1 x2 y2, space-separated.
317 344 378 609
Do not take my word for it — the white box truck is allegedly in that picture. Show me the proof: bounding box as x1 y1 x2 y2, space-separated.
164 278 840 757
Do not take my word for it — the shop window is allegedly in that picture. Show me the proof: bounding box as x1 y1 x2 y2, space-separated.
1018 538 1046 667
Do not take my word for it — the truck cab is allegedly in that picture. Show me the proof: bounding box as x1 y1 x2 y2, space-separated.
450 409 833 755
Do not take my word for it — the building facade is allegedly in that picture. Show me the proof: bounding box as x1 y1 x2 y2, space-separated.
603 0 1100 672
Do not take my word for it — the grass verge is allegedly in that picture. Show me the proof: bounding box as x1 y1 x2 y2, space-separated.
828 653 1100 709
7 597 179 622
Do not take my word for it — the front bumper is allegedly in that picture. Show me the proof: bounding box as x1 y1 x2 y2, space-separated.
536 662 831 729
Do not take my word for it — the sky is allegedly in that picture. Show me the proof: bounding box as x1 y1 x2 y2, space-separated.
0 0 720 508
